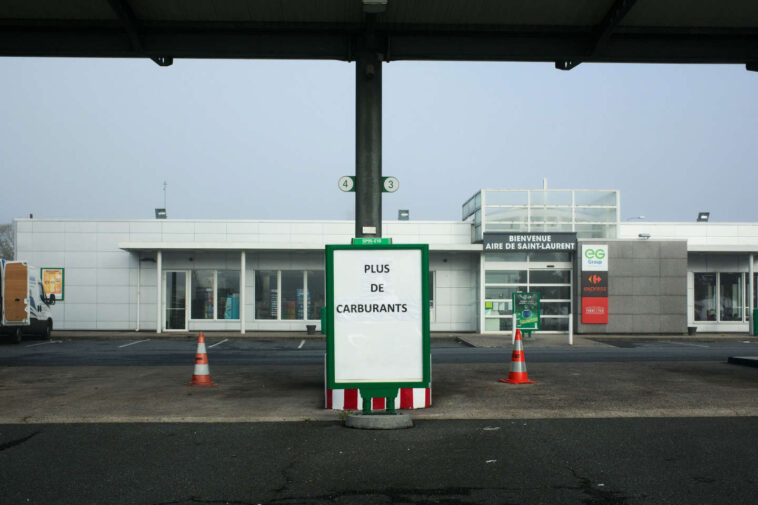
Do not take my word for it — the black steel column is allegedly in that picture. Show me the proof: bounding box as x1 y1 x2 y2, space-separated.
355 49 382 238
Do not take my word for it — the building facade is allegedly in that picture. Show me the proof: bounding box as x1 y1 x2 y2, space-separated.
12 188 757 335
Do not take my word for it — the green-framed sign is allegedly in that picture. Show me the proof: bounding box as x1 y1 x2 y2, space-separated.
325 243 430 410
513 291 540 331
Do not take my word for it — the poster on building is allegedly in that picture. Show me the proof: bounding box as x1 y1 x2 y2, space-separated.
41 268 64 301
326 243 430 391
581 245 608 323
513 291 540 330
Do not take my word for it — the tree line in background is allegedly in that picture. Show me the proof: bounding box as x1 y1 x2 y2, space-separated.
0 224 14 259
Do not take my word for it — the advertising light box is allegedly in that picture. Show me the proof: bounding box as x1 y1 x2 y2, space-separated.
326 244 430 391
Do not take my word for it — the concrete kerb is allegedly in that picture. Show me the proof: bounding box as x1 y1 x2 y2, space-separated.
345 413 414 429
456 333 758 349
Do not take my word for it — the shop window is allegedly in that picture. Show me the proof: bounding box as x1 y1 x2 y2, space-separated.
307 271 325 320
217 271 241 320
281 271 302 320
255 271 278 320
540 317 569 331
694 273 718 322
255 270 325 321
485 301 512 316
720 273 743 321
485 286 523 300
191 271 214 320
485 317 512 331
191 270 240 321
486 270 527 284
541 302 571 316
531 285 570 300
530 270 571 284
693 272 746 322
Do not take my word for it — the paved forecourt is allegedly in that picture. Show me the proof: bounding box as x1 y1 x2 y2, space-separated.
2 358 758 423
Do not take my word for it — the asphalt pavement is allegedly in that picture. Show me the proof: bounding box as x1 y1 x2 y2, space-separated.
3 333 758 366
3 333 758 504
2 418 757 505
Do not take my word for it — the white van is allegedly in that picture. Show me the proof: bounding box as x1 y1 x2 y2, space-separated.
1 260 55 344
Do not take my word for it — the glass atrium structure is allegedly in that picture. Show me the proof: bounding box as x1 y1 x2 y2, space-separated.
462 189 620 243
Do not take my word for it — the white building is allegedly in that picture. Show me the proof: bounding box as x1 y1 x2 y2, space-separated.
12 188 757 335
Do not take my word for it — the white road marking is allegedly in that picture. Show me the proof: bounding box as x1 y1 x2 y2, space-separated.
118 339 151 348
298 339 306 349
208 338 228 349
670 341 709 348
25 340 62 348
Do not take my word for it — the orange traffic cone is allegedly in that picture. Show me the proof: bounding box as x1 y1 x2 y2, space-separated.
499 329 535 384
189 333 217 386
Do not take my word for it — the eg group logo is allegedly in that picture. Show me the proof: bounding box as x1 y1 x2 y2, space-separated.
582 245 608 272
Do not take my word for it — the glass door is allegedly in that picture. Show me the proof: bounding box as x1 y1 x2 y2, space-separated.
165 271 188 331
529 268 572 332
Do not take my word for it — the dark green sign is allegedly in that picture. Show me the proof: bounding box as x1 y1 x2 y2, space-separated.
513 291 540 330
352 237 392 245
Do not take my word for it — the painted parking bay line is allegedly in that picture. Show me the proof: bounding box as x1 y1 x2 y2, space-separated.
669 341 710 349
25 340 62 348
118 339 151 348
208 338 228 349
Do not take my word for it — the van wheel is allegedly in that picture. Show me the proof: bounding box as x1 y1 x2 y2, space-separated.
41 321 52 339
10 327 23 344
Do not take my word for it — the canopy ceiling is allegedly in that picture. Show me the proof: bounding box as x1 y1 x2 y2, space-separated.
1 1 756 68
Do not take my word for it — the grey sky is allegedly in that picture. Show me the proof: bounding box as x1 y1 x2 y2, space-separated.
1 57 756 225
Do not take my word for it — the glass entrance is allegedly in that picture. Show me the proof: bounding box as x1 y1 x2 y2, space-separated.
165 271 188 331
483 252 573 333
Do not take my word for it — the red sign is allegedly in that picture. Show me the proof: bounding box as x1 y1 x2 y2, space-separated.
582 297 608 324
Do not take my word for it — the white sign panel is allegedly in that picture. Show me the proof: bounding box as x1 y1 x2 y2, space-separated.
332 249 423 383
582 244 609 272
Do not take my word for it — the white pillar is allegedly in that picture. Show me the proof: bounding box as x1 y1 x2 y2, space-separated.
479 255 485 333
750 254 754 335
156 250 162 333
240 250 246 334
136 256 141 332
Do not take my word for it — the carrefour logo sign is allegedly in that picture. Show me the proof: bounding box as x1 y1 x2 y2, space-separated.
582 245 608 272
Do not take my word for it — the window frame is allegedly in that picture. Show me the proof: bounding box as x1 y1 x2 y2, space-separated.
189 269 241 321
694 272 746 323
254 269 325 322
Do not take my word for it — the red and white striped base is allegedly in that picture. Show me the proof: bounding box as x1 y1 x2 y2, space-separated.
325 387 431 411
323 354 432 411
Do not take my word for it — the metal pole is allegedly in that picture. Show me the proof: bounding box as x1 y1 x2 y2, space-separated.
355 49 382 238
